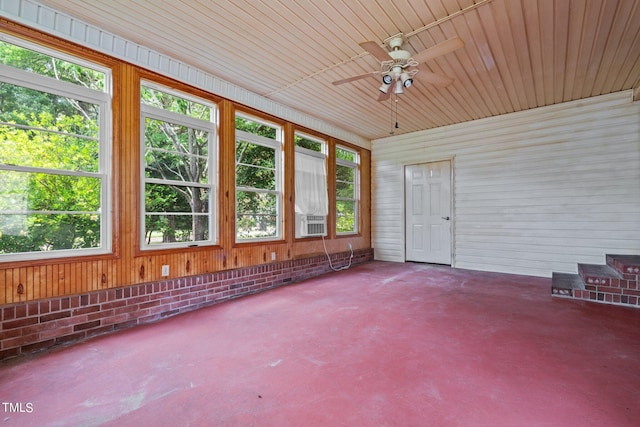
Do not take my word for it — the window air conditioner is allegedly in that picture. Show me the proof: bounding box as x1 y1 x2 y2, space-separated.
301 215 326 237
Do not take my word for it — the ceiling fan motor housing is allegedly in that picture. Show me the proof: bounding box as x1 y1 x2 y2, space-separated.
384 50 413 81
388 49 411 62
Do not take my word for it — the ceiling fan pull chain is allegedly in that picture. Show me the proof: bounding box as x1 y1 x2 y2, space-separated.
395 96 399 129
389 95 394 134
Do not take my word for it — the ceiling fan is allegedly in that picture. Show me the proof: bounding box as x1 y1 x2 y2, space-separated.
332 34 464 101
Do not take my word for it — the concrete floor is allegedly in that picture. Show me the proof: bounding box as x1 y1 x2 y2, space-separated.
1 261 639 426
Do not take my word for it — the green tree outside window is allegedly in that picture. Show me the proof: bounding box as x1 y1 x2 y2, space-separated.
0 39 109 257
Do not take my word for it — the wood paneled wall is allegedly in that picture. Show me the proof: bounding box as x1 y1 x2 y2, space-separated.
0 22 371 305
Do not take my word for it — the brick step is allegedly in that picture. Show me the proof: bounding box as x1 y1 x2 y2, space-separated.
606 254 640 276
578 263 623 287
551 254 640 307
551 272 584 297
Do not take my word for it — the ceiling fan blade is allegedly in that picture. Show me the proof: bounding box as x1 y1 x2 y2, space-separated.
377 90 391 102
332 72 377 86
359 41 391 62
419 71 455 87
412 37 464 63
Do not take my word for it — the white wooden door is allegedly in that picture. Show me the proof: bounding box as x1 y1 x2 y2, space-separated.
405 161 452 264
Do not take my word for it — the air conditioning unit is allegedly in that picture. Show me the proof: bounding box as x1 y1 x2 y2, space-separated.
301 214 326 237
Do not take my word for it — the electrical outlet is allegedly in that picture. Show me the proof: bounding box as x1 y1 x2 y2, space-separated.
271 252 276 261
161 265 170 276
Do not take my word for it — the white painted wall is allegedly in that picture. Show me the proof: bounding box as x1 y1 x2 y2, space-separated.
372 91 640 277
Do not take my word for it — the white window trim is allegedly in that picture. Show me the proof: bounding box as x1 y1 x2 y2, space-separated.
140 82 218 250
294 132 328 238
0 39 112 262
234 118 283 242
336 146 359 235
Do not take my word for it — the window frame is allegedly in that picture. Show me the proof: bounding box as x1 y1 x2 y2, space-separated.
335 145 359 235
0 34 112 262
294 131 328 238
139 80 218 250
234 113 283 242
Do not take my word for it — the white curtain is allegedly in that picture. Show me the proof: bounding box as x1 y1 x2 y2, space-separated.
295 151 328 215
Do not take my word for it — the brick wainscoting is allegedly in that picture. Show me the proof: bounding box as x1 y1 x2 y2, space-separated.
1 249 373 361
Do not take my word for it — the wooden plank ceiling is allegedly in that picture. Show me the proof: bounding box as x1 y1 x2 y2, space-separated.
38 0 640 141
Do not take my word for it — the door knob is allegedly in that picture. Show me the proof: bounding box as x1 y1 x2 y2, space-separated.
441 216 450 221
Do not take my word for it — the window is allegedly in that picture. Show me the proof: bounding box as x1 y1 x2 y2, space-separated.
140 82 217 248
235 114 282 241
0 35 111 261
335 145 359 234
294 132 327 237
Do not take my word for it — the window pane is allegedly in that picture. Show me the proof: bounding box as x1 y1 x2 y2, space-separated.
145 183 209 213
337 164 354 186
236 190 277 239
0 82 99 138
336 164 354 181
142 211 211 246
236 164 276 190
144 118 209 183
336 200 355 233
236 141 276 190
336 164 355 198
0 40 105 90
145 183 210 244
0 213 101 253
336 181 354 198
295 134 323 152
145 118 209 156
0 123 99 173
235 116 277 139
144 214 209 245
0 171 100 211
141 86 211 121
336 147 356 162
236 141 275 167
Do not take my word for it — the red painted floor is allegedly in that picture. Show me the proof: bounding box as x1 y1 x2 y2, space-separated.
1 261 639 426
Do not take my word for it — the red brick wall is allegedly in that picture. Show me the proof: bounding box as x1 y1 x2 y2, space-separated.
573 272 640 305
1 249 373 361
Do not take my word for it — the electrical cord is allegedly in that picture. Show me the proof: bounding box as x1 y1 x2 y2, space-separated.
322 235 353 271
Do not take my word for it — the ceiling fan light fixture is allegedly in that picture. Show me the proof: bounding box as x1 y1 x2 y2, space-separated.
382 74 393 84
401 72 413 87
394 80 404 94
379 82 391 93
